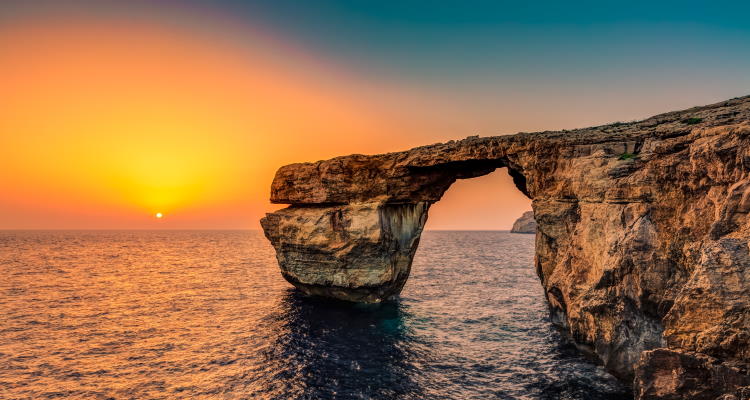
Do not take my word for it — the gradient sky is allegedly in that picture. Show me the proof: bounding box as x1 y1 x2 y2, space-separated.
1 0 749 229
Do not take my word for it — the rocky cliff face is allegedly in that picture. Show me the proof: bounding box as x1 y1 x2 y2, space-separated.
511 211 537 233
261 96 750 399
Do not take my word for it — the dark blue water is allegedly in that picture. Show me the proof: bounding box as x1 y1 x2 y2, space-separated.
0 230 630 399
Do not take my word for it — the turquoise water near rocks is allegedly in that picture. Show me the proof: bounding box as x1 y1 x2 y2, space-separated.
0 230 630 399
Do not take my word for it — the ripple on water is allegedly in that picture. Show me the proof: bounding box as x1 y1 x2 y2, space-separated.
0 230 631 399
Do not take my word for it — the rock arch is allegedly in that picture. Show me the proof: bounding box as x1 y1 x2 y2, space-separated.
261 96 750 397
262 152 529 303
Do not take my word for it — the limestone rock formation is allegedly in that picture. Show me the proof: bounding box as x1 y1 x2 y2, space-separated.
261 96 750 398
635 349 750 400
511 210 537 233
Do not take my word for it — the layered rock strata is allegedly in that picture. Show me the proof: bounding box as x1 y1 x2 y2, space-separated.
261 96 750 398
511 210 537 233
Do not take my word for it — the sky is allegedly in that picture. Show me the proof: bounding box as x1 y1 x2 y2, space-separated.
1 0 749 230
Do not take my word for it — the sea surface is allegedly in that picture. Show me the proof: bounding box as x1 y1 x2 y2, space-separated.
0 230 631 399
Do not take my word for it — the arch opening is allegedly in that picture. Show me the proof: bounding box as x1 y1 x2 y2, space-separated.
425 167 532 231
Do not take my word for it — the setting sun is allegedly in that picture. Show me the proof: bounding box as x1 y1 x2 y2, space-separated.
1 2 748 400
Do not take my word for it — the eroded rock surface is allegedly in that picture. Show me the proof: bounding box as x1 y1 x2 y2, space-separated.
511 210 537 233
261 96 750 398
635 349 750 400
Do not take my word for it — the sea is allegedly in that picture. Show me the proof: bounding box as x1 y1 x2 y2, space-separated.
0 230 631 399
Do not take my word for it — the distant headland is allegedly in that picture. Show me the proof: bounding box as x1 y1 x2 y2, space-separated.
510 211 536 234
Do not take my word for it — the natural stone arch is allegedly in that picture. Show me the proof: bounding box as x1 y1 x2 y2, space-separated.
262 155 528 303
261 96 750 398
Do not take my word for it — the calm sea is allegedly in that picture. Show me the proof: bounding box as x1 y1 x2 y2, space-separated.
0 230 630 399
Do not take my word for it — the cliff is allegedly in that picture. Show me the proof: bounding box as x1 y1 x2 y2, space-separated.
511 211 537 233
261 96 750 399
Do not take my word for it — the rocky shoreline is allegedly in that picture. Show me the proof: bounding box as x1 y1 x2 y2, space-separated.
262 96 750 399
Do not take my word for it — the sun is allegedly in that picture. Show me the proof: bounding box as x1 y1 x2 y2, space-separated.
155 212 163 219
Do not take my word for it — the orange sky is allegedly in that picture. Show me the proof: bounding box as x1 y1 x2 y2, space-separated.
0 14 383 229
0 10 527 229
1 4 746 230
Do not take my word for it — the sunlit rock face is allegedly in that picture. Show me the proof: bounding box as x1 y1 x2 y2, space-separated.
511 211 537 233
261 96 750 398
261 202 429 302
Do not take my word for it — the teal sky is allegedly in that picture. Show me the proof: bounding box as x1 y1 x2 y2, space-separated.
239 0 750 97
